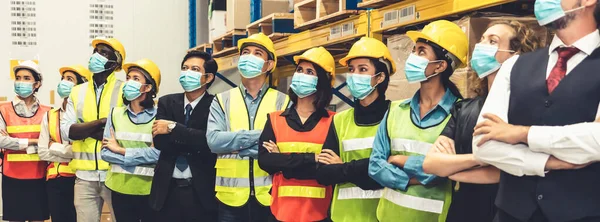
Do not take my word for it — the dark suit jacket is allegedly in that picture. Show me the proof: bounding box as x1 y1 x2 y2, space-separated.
149 93 217 211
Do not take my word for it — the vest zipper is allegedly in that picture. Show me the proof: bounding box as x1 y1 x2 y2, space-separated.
93 86 104 171
56 162 61 178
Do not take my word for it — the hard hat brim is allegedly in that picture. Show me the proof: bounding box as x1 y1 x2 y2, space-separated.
406 31 467 68
13 65 40 76
92 39 124 71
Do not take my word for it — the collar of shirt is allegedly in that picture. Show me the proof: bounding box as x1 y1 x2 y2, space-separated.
125 105 157 117
548 29 600 55
279 106 330 132
184 92 205 110
13 96 40 115
401 87 457 119
355 94 390 125
240 82 269 101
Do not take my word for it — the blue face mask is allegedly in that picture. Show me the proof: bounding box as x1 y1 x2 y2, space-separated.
470 44 514 78
290 72 318 98
123 80 144 101
14 82 34 98
88 52 115 74
57 80 75 98
346 73 380 100
238 54 267 79
534 0 585 26
404 54 441 83
179 70 205 92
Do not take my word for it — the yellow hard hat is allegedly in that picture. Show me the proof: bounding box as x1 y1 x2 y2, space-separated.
294 47 336 86
339 37 397 75
92 38 126 71
123 59 161 93
237 33 277 70
406 20 468 68
59 65 92 83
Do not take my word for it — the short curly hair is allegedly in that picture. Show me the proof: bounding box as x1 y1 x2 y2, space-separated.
470 20 544 97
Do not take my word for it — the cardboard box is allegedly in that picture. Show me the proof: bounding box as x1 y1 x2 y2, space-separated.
210 10 227 41
226 0 290 30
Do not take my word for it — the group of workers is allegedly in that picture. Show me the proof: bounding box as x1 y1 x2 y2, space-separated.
0 0 599 221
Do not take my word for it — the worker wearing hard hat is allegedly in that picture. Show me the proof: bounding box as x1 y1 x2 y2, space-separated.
368 20 468 222
0 60 51 221
257 47 335 222
207 32 289 221
314 37 395 222
61 38 126 222
100 59 161 221
38 65 92 222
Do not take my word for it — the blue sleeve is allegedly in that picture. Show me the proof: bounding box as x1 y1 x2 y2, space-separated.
206 97 262 154
123 147 161 167
239 144 258 159
404 156 440 185
368 111 411 191
100 148 125 165
103 108 114 140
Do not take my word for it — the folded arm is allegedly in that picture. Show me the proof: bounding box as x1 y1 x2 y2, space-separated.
0 115 29 150
448 166 500 184
38 112 71 162
206 98 261 154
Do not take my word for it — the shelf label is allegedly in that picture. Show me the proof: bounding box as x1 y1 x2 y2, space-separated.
381 5 415 28
329 25 342 40
399 5 416 23
341 22 354 36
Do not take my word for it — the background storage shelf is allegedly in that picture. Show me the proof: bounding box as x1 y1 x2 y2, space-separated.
189 43 213 54
212 29 247 58
294 0 361 30
247 13 298 41
357 0 402 9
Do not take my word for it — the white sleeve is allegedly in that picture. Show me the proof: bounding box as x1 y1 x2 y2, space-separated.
472 55 550 177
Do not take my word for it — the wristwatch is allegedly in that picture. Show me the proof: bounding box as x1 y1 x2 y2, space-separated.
167 121 176 133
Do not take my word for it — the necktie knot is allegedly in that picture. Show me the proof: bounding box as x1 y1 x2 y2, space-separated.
556 47 580 61
185 104 193 113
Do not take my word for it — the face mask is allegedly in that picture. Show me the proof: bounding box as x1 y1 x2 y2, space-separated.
238 54 267 78
14 82 34 98
179 70 205 92
470 44 515 78
88 52 114 74
534 0 585 26
123 80 144 101
57 80 75 98
290 72 318 98
346 73 380 100
404 54 442 83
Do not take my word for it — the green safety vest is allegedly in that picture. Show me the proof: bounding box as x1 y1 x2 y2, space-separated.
330 108 384 222
377 100 453 222
105 106 155 196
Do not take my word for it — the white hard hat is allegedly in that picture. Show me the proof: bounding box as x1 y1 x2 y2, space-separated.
13 60 42 80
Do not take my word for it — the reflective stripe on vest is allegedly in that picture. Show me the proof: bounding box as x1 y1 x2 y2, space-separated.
214 87 289 207
105 106 155 195
331 108 383 222
269 109 334 222
376 100 453 222
46 109 75 179
70 74 123 171
0 102 50 179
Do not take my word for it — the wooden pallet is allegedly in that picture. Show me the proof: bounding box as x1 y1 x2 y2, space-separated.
188 43 212 54
247 13 298 42
357 0 402 9
294 0 361 30
212 29 247 58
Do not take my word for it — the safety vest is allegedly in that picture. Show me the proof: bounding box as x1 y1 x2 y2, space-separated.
69 74 124 171
377 101 452 222
46 108 76 180
269 109 334 222
331 108 384 222
105 106 155 195
0 102 50 179
215 87 289 207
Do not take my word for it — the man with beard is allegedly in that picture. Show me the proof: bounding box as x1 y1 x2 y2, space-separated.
471 0 600 221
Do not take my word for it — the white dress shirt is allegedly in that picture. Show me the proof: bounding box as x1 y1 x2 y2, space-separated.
0 97 40 152
38 106 73 163
172 92 205 179
473 30 600 177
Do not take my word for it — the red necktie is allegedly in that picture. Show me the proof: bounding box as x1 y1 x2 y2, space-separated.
547 47 580 93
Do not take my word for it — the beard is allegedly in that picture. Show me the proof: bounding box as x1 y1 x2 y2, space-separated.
548 0 582 30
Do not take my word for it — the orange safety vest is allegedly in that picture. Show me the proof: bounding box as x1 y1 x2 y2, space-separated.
269 110 335 222
0 102 50 179
46 108 75 180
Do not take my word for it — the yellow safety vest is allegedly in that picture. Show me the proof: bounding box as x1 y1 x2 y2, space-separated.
330 107 385 222
46 108 76 179
214 87 289 207
376 100 453 222
105 106 155 195
69 74 124 171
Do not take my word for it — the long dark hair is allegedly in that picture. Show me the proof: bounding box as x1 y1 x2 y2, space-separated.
288 60 333 111
369 58 391 96
123 68 157 110
420 39 463 99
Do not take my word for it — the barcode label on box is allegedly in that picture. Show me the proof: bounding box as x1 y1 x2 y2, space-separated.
329 25 342 39
398 5 415 23
341 22 354 36
381 10 398 28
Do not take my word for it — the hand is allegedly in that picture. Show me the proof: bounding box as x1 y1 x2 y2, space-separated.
388 155 409 168
102 128 125 155
152 120 172 137
318 149 342 164
545 156 592 171
97 118 107 127
90 129 104 141
432 136 455 154
262 140 280 153
28 139 38 146
0 129 8 136
473 113 529 146
595 117 600 122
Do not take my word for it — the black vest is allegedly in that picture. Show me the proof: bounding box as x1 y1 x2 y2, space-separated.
500 47 600 222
